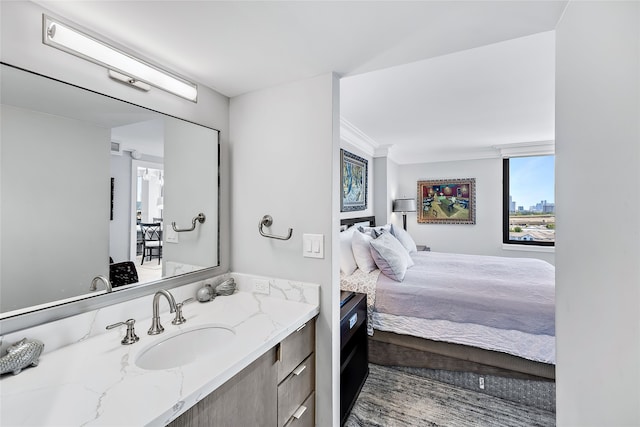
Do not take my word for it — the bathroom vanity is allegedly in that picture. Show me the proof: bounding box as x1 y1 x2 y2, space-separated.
170 319 316 427
0 276 319 426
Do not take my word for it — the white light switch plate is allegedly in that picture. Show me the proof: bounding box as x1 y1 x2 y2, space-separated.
302 234 324 259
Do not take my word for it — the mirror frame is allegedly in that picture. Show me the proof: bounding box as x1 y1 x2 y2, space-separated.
0 62 223 335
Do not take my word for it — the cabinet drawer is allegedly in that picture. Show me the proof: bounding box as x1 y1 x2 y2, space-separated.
277 320 315 383
278 354 315 427
282 391 315 427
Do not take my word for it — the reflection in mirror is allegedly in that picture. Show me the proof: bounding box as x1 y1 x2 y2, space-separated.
0 63 219 318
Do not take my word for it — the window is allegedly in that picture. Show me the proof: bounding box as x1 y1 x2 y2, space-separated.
503 155 555 246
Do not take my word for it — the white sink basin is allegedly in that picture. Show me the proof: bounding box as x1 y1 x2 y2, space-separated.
135 324 235 370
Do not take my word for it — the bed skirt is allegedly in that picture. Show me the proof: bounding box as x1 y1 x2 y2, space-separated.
369 330 555 381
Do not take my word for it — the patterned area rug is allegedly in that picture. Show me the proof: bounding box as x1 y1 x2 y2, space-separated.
345 364 555 427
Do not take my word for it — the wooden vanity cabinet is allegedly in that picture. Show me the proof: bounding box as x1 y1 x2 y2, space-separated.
168 318 316 427
276 321 316 427
168 347 278 427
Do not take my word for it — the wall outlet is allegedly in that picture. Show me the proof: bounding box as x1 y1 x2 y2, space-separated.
254 279 270 295
479 377 485 390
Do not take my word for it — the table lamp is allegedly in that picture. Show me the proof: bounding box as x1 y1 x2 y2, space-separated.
392 198 417 230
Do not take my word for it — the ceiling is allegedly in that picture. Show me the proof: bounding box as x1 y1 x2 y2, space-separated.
341 30 557 164
34 0 567 163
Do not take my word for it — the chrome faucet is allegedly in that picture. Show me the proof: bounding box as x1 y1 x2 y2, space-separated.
148 289 177 335
90 275 112 293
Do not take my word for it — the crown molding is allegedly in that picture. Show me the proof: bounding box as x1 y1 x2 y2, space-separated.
493 140 555 158
339 118 554 164
340 117 378 157
374 144 394 158
393 146 500 165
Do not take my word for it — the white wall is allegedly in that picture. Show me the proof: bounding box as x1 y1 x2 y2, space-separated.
555 2 640 425
396 157 555 264
230 73 340 426
1 105 109 312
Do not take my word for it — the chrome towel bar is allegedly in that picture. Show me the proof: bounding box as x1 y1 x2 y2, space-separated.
172 213 206 232
259 215 293 240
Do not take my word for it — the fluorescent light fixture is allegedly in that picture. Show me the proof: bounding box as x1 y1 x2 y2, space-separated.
42 15 198 102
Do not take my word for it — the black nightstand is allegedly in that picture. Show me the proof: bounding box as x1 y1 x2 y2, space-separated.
416 245 431 251
340 292 368 426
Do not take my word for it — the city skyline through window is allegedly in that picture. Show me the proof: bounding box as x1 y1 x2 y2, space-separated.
503 155 555 245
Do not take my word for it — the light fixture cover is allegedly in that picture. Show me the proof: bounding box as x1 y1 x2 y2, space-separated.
42 15 198 102
393 198 417 213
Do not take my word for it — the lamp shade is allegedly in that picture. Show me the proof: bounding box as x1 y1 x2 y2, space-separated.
392 198 417 213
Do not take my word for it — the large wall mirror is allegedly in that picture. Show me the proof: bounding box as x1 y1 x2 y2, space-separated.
0 63 220 320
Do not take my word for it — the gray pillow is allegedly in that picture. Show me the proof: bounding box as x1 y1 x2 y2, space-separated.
369 231 409 282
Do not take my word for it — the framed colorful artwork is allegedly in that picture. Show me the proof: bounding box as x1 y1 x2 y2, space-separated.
417 178 476 224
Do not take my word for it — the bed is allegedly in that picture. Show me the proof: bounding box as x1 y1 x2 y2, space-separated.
340 216 556 380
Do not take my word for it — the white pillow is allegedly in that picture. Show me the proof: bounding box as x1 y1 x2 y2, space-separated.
351 230 377 273
391 223 418 253
339 228 358 275
370 232 409 282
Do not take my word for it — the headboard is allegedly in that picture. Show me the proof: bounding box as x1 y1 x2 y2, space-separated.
340 216 376 228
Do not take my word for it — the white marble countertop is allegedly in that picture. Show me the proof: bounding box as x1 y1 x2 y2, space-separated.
0 291 319 426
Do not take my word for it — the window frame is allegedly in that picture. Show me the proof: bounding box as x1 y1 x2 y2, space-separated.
502 157 555 247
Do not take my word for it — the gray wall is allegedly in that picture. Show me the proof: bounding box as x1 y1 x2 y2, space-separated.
1 105 109 312
555 2 640 425
396 157 555 264
230 73 340 426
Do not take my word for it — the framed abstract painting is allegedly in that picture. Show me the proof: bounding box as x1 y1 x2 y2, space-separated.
341 149 368 212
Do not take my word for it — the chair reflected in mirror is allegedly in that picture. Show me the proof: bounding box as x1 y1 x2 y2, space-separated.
139 222 163 265
109 261 139 288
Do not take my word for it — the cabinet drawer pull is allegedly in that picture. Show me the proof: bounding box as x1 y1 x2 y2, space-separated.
293 405 307 419
292 364 306 376
295 323 307 333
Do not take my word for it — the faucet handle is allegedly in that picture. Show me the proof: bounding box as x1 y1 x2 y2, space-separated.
172 298 195 325
106 319 140 345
